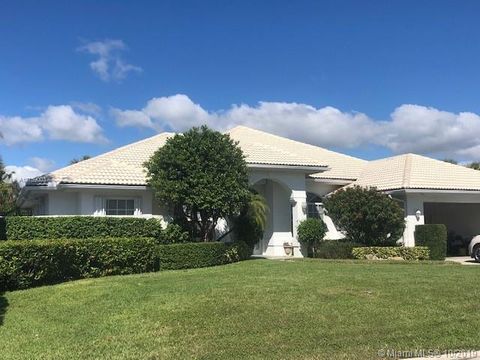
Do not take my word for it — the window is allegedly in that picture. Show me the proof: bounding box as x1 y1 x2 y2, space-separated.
306 192 324 219
105 199 135 215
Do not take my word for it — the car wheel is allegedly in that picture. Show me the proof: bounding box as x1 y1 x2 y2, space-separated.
474 245 480 263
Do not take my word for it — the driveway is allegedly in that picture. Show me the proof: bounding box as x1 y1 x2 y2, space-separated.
446 256 479 265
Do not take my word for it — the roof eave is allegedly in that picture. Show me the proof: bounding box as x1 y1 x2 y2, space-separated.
307 177 355 185
247 163 329 174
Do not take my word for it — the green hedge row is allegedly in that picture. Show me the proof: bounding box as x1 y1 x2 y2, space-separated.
0 216 162 240
314 240 364 259
0 238 251 291
0 237 158 290
157 241 251 270
352 246 430 261
415 224 447 260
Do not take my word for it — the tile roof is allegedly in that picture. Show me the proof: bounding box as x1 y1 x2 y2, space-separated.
35 126 366 186
45 133 173 185
352 153 480 191
227 126 367 180
35 127 480 191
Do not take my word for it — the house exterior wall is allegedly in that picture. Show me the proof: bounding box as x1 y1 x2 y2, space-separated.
41 188 169 220
32 169 343 257
47 192 79 215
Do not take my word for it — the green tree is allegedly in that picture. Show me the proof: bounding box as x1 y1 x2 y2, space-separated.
0 156 19 216
70 155 91 165
324 186 405 246
297 218 327 257
468 162 480 170
0 156 6 181
442 159 458 165
145 126 250 241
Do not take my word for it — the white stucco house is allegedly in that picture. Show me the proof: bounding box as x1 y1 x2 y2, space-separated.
19 126 480 257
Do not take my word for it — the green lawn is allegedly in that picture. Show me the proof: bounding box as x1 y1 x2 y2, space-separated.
0 259 479 359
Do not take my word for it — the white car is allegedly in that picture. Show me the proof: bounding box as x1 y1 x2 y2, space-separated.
468 235 480 262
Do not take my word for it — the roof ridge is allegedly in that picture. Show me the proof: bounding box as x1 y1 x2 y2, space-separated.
228 125 367 163
402 153 412 188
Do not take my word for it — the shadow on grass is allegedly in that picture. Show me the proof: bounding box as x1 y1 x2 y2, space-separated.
0 292 8 326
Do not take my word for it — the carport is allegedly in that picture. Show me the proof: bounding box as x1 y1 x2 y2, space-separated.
424 202 480 240
423 197 480 255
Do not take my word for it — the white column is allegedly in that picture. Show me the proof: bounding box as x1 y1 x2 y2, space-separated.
403 194 424 247
290 190 307 256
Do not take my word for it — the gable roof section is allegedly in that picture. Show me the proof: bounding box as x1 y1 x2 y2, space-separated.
353 153 480 191
44 132 173 185
227 126 367 180
226 126 329 168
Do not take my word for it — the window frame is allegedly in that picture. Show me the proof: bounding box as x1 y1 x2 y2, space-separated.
94 196 142 216
105 198 136 216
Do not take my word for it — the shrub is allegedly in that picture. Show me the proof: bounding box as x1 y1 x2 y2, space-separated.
314 240 363 259
160 223 191 244
297 218 327 256
324 186 405 246
0 237 159 291
232 192 268 250
157 241 250 270
3 216 162 240
352 246 430 261
415 224 447 260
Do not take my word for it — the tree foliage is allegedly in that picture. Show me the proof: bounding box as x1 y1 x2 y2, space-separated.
145 126 250 241
324 186 405 246
232 191 269 249
297 218 327 256
468 162 480 170
0 155 20 216
70 155 91 165
442 159 458 165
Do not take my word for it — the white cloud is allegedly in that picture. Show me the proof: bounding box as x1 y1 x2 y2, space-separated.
28 157 55 173
41 105 107 143
380 105 480 159
5 165 43 186
0 105 107 146
221 102 380 149
77 39 142 82
111 94 210 131
111 108 153 128
0 116 43 145
111 94 480 161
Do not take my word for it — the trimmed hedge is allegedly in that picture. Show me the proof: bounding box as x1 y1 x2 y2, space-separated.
160 223 191 244
0 238 251 291
314 240 363 259
352 246 430 261
1 216 162 240
0 237 159 291
157 241 251 270
415 224 447 260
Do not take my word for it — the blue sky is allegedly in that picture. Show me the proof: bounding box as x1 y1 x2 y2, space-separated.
2 0 480 180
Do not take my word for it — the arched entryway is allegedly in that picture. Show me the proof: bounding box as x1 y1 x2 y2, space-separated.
252 178 295 256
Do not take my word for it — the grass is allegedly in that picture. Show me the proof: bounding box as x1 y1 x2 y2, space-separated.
0 259 479 359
